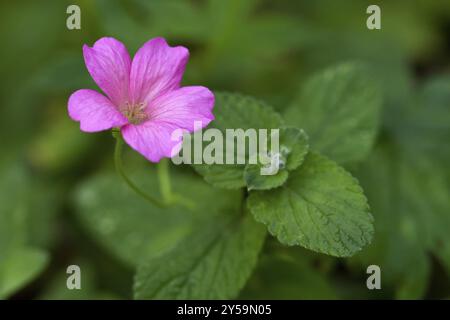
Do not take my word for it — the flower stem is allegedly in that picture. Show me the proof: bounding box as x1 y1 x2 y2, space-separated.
157 158 172 204
157 158 196 210
113 131 165 208
172 191 196 210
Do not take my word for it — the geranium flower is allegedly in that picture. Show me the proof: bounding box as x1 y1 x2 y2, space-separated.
68 37 214 162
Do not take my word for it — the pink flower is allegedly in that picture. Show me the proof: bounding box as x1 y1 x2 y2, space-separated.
68 37 214 162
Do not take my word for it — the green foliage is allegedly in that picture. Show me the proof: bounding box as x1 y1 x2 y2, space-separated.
351 129 449 299
193 92 284 189
391 75 450 163
349 76 450 299
248 152 373 257
240 253 337 299
244 164 289 191
284 63 382 164
75 167 240 267
192 85 375 259
1 0 449 300
134 214 266 299
0 164 53 298
244 127 309 190
0 248 49 298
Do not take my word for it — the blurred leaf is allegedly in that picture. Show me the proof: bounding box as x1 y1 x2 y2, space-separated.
29 53 92 93
0 247 49 299
240 253 336 299
350 143 450 299
96 0 208 50
200 0 308 88
26 182 60 249
248 152 373 257
193 92 284 189
296 0 441 64
392 75 450 163
133 0 208 41
0 163 59 249
284 63 382 165
0 164 28 254
0 1 62 90
0 162 55 298
29 104 97 173
395 250 430 300
75 166 241 267
134 213 266 299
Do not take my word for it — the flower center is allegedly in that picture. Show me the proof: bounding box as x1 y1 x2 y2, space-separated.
120 102 148 125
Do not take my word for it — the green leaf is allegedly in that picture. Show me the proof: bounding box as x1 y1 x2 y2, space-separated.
244 165 289 191
0 162 52 298
0 247 49 298
193 92 284 189
391 75 450 163
281 127 310 171
395 250 430 300
387 76 450 290
0 162 59 250
240 253 336 299
350 143 449 298
248 152 373 257
284 63 382 164
75 167 241 267
134 213 266 299
244 127 309 190
0 164 27 255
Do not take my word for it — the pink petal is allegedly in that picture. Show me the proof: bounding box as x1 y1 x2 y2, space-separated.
83 37 131 106
68 89 128 132
148 86 215 131
129 37 189 105
121 121 183 163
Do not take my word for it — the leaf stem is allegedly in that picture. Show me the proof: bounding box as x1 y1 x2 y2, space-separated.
113 131 165 208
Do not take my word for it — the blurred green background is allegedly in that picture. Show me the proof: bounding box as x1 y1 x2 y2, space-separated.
0 0 449 299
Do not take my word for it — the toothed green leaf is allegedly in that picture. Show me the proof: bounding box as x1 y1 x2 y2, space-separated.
248 152 373 257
